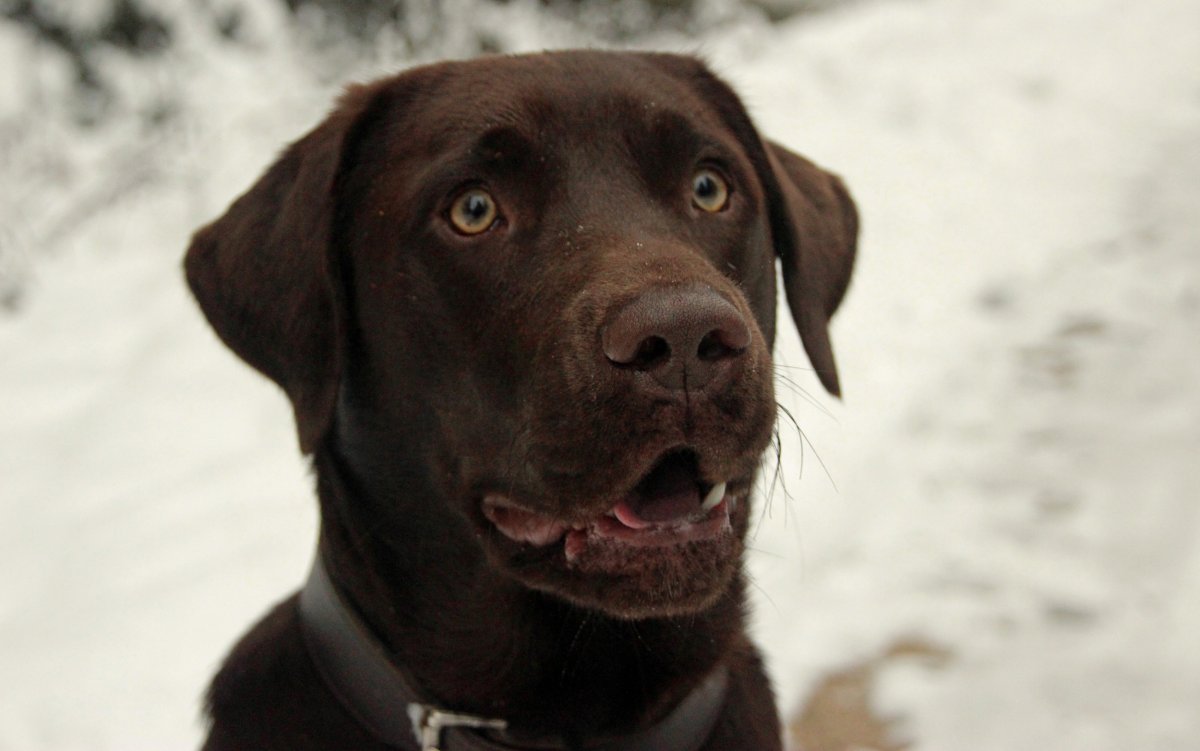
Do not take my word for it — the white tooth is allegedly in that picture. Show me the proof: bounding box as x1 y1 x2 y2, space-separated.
700 482 727 513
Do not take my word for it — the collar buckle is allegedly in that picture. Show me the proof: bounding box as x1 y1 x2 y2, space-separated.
408 702 509 751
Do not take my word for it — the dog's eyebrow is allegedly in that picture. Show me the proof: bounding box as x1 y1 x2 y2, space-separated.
638 106 729 159
626 107 742 188
468 126 538 171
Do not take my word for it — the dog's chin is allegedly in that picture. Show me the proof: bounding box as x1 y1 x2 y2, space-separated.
478 458 750 619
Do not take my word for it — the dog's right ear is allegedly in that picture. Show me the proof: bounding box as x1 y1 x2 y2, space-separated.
184 82 384 454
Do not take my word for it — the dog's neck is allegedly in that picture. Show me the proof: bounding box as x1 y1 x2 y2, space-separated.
311 442 745 742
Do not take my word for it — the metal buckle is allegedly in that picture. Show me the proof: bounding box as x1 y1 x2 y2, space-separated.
408 702 508 751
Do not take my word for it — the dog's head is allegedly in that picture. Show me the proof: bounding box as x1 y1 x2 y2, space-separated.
186 52 856 620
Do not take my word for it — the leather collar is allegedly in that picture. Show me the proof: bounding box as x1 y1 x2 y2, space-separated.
298 551 729 751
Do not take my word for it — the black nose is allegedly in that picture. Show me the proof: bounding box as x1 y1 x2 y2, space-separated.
602 285 751 392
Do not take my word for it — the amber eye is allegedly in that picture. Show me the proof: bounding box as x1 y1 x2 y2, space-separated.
691 169 729 213
448 188 498 235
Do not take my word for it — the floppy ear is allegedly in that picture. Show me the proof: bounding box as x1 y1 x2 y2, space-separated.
762 143 858 397
184 82 383 453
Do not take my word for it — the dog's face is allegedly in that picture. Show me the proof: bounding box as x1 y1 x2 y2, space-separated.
186 52 856 620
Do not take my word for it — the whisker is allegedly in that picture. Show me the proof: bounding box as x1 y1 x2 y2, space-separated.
773 367 837 422
561 611 594 683
743 544 786 560
753 428 785 538
503 418 536 495
796 421 837 493
775 398 837 493
742 570 782 619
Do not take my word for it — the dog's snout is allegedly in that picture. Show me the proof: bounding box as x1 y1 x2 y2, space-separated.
602 286 751 392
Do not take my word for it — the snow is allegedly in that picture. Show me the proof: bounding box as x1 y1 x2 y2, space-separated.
2 0 1197 748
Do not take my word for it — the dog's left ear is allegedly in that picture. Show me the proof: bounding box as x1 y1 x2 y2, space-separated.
762 143 858 397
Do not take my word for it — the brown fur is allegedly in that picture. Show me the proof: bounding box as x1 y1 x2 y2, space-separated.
186 51 857 750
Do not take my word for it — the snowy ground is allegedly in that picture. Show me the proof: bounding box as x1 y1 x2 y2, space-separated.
2 0 1198 749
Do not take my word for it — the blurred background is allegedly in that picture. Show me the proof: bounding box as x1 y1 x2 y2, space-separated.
1 0 1198 749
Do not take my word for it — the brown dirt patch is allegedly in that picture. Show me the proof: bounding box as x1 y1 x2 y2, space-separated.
789 638 952 751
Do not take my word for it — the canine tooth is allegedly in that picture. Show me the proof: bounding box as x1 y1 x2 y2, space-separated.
700 482 727 513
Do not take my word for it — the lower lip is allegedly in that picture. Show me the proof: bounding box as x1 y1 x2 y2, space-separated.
563 496 735 562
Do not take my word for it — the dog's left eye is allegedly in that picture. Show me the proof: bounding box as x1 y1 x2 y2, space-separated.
448 188 499 235
691 169 729 213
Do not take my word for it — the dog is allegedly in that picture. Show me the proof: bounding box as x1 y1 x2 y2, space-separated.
185 50 856 751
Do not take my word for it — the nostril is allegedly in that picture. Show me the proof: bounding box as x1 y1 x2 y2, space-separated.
629 336 671 370
696 329 743 362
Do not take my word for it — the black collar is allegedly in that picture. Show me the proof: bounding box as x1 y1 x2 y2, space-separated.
298 552 729 751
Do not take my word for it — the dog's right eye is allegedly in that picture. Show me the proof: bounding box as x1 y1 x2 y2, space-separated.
448 188 499 235
691 168 730 213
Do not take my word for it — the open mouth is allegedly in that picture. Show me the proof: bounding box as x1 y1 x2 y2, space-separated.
481 450 736 564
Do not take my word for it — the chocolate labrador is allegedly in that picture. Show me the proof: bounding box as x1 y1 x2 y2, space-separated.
186 50 856 751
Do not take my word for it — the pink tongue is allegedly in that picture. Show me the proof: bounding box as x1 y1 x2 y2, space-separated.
613 459 701 527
